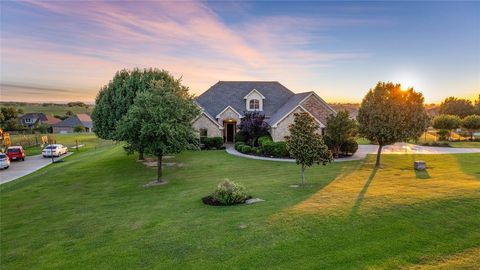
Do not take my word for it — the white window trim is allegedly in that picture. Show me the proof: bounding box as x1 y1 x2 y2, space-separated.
271 105 325 128
215 106 243 119
243 89 266 100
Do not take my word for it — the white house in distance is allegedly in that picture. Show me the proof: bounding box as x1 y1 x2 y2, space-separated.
193 81 336 142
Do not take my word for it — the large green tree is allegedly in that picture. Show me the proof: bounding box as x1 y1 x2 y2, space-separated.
461 114 480 140
357 82 429 167
439 97 475 118
116 79 199 183
92 68 176 159
432 114 461 140
324 110 358 157
285 112 332 185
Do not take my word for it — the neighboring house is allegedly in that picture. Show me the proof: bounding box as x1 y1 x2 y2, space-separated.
19 113 61 131
193 81 336 142
52 114 93 133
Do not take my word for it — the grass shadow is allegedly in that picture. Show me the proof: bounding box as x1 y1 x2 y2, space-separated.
415 169 431 179
350 166 378 218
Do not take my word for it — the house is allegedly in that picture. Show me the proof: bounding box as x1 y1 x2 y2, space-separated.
193 81 336 142
19 113 61 131
52 114 93 133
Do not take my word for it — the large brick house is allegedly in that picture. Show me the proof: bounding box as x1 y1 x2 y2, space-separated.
193 81 336 142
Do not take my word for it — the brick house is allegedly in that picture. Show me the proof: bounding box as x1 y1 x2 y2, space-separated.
193 81 336 142
19 113 61 132
52 114 93 133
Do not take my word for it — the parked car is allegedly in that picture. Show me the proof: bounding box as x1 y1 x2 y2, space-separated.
42 144 68 157
0 153 10 169
6 146 26 161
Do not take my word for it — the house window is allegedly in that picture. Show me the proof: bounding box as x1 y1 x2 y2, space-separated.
25 118 33 124
249 99 260 110
199 128 208 142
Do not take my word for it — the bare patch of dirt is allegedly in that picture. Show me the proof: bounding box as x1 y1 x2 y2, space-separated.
143 180 168 187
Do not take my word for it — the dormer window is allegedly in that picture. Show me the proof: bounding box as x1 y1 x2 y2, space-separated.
244 89 265 111
249 99 260 110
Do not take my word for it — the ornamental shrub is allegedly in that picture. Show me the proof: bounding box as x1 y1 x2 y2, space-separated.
272 141 289 157
234 141 245 151
340 139 358 155
257 135 273 147
203 137 224 149
437 130 449 141
240 145 252 153
212 180 248 205
234 132 247 143
261 141 276 156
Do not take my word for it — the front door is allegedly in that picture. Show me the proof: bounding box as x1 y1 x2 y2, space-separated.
225 123 236 143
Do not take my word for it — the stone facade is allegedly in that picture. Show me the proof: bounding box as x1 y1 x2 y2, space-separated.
244 90 264 111
271 107 306 141
300 95 332 126
192 114 223 138
217 107 242 125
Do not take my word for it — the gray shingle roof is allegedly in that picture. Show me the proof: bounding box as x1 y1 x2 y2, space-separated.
267 92 312 126
19 113 48 122
53 114 92 129
195 81 295 119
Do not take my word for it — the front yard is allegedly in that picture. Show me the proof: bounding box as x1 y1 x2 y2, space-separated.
1 144 479 269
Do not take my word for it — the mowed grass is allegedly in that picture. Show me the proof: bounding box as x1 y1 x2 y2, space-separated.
1 145 479 269
10 133 112 156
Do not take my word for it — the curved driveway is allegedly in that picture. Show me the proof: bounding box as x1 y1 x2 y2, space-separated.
0 153 72 185
226 143 480 163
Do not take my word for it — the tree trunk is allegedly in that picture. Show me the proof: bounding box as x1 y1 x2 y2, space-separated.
301 163 305 186
375 144 383 167
156 155 163 183
138 150 144 160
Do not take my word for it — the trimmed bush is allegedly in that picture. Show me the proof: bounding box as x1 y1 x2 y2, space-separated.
212 180 248 205
261 141 289 157
203 137 224 149
261 141 276 156
340 139 358 155
437 130 449 141
234 132 247 143
257 135 273 147
234 141 245 151
240 145 252 153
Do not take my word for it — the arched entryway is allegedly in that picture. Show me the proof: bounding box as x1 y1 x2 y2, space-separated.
223 119 237 143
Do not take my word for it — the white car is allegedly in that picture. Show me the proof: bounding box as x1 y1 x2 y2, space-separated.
42 144 68 157
0 153 10 169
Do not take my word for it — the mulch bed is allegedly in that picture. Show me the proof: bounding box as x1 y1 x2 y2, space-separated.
202 195 252 206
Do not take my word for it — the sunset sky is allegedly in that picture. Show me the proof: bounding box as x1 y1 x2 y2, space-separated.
1 1 479 103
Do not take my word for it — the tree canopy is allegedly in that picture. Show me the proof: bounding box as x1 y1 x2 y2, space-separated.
116 78 199 183
439 97 475 118
92 68 180 159
324 110 358 157
357 82 429 166
286 112 332 185
461 114 480 140
237 112 269 146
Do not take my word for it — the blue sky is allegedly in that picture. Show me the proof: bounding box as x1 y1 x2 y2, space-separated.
1 1 479 103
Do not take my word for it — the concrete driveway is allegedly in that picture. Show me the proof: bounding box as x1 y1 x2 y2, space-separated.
0 153 72 185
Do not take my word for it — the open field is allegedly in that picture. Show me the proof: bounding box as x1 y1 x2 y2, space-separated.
9 133 110 156
0 102 93 116
1 143 479 269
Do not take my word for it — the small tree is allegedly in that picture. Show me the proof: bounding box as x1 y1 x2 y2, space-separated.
66 110 75 116
324 110 358 157
286 112 332 185
238 111 269 146
462 115 480 140
73 125 86 133
357 82 429 167
432 114 461 140
117 79 199 183
439 97 475 118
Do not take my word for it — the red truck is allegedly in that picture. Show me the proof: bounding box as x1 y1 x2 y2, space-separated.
6 146 26 161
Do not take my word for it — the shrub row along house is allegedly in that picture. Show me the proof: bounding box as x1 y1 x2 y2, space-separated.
193 81 336 142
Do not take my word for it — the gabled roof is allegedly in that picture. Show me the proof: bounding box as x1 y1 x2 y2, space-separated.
44 115 61 125
243 89 266 99
195 81 294 118
267 92 312 126
19 113 48 121
54 114 92 129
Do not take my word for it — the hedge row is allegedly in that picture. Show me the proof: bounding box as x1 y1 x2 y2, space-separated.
201 137 224 150
235 136 289 157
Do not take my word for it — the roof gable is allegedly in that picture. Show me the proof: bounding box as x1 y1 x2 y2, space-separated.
195 81 295 118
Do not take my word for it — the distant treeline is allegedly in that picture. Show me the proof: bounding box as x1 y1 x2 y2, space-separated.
0 102 92 107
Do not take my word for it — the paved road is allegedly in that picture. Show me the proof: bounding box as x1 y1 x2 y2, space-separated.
226 143 480 162
0 153 72 185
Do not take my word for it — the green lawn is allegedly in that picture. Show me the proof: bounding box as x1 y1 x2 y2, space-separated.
1 145 479 269
10 133 112 156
